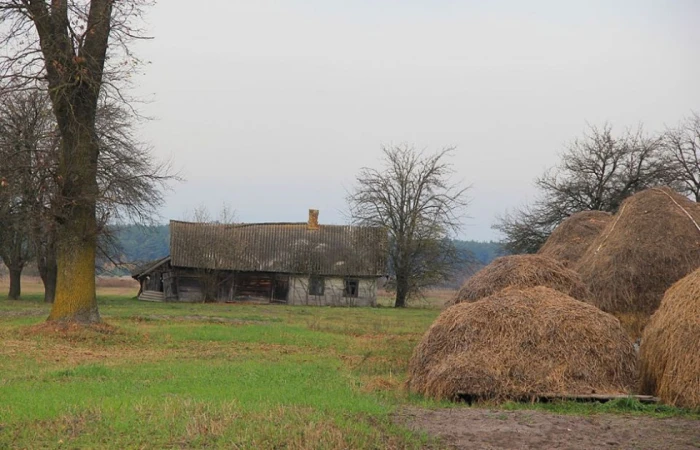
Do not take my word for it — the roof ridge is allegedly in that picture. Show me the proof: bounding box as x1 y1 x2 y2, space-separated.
169 220 375 229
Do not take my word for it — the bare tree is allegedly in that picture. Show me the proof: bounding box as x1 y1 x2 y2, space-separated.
0 1 152 322
662 112 700 202
494 124 677 254
0 88 172 303
0 209 32 299
347 144 470 307
0 89 54 299
183 203 237 226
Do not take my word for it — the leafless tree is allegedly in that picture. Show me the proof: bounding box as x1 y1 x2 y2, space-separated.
0 210 32 299
347 144 470 307
494 124 677 254
0 0 153 322
0 89 54 299
183 203 237 226
0 88 173 303
661 112 700 202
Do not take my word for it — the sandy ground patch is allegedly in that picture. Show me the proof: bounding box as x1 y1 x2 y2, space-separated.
396 406 700 450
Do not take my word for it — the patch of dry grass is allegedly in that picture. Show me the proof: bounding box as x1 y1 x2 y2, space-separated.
0 275 139 298
377 289 455 309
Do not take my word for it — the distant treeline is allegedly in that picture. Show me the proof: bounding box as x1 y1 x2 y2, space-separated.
112 224 170 264
453 240 505 266
110 224 504 270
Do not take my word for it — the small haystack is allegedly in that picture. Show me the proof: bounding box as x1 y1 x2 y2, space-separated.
407 287 637 401
538 211 612 266
448 254 589 306
639 268 700 409
576 187 700 316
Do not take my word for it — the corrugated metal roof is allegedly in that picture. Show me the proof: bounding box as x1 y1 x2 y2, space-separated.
169 220 387 277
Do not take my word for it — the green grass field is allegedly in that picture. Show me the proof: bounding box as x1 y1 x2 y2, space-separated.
0 290 445 449
0 287 697 449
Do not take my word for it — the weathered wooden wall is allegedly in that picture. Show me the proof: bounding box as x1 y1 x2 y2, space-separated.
159 270 290 303
176 275 204 302
163 271 177 300
139 267 378 306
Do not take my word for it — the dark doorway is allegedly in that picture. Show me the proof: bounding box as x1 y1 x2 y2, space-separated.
272 275 289 303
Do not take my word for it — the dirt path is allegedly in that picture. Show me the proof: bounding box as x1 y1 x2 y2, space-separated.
396 407 700 450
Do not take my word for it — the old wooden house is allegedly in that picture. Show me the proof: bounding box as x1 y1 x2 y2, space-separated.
132 210 387 306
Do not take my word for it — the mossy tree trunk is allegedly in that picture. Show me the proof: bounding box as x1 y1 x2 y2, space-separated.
21 0 115 323
47 111 102 322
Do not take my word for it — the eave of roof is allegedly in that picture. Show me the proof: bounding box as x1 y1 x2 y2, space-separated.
131 256 171 279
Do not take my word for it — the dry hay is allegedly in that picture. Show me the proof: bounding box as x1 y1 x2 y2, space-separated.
576 187 700 316
448 254 589 306
538 211 613 266
613 312 651 342
407 287 637 401
639 268 700 409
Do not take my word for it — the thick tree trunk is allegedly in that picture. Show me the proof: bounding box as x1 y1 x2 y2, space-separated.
8 266 22 300
48 206 99 322
47 127 100 323
395 274 409 308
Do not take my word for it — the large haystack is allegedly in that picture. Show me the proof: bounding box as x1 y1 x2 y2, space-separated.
639 269 700 409
538 211 612 266
408 287 637 401
576 187 700 316
448 254 589 306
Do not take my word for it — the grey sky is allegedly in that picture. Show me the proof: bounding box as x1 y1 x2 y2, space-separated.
132 0 700 241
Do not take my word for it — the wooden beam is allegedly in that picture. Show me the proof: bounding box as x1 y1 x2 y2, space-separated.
457 393 660 404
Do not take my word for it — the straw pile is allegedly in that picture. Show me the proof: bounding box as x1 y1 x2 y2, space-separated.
448 254 589 306
538 211 612 266
576 187 700 316
407 287 637 401
639 268 700 409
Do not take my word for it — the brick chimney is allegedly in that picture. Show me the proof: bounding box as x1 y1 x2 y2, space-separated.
308 209 320 230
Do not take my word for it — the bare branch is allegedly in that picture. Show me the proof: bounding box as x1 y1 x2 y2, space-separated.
661 112 700 202
494 123 677 254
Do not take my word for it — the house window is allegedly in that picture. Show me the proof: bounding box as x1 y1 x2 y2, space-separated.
309 275 325 296
344 278 359 298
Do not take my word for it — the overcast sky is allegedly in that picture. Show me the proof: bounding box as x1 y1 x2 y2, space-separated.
131 0 700 241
